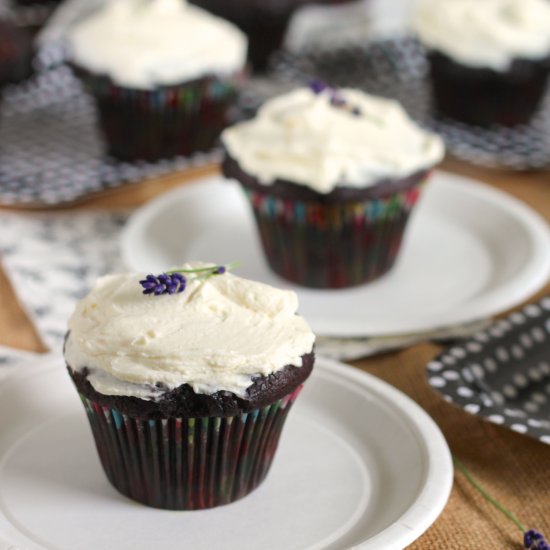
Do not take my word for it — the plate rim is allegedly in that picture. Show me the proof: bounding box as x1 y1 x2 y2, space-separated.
313 357 453 549
120 170 550 337
0 355 453 550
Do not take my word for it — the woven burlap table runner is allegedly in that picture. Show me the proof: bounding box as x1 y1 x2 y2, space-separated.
356 326 550 549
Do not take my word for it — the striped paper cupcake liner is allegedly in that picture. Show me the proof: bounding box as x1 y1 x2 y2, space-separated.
79 385 302 510
75 67 243 162
243 178 427 289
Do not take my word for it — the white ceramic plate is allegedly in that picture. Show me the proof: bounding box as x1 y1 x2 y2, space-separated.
120 172 550 337
0 357 452 550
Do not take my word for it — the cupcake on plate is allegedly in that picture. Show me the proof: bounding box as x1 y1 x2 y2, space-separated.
64 263 315 510
221 85 444 289
414 0 550 127
67 0 248 161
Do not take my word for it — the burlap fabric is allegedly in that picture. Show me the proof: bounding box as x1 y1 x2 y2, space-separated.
356 287 550 549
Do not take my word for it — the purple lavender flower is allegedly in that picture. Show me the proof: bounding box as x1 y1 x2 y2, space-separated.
139 264 233 297
308 81 368 119
309 80 329 95
330 93 347 107
139 273 186 296
525 530 550 550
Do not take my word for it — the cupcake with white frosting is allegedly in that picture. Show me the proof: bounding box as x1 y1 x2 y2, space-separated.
64 263 315 510
67 0 248 161
221 85 444 289
414 0 550 126
191 0 354 72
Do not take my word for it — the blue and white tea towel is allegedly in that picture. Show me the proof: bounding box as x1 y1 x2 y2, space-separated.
0 210 128 360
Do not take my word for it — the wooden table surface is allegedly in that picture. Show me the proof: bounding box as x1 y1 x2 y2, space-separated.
0 158 549 549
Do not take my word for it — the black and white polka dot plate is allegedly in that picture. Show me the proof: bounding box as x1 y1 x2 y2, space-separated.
273 37 550 171
427 296 550 445
0 64 221 207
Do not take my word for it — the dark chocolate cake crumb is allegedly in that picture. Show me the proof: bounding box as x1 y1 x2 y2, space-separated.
67 352 314 420
222 153 428 202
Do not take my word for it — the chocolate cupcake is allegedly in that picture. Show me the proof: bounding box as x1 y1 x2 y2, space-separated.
64 263 315 510
0 19 33 87
67 0 248 162
10 0 63 37
190 0 352 72
414 0 550 127
221 86 444 289
13 0 62 5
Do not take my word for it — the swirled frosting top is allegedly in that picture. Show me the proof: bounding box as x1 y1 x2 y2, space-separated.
414 0 550 70
68 0 247 89
221 87 444 194
64 264 315 399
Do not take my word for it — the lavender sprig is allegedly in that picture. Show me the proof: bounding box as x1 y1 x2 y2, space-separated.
525 531 550 550
310 80 329 95
310 79 360 113
140 273 186 296
453 457 548 549
139 264 232 296
309 80 388 123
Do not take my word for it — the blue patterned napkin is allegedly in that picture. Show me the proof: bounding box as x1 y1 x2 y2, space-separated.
0 210 128 365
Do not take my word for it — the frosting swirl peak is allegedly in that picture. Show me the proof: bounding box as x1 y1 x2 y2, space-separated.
68 0 248 89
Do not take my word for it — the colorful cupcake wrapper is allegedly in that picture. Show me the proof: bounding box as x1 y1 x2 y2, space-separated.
79 385 302 510
76 69 244 161
243 178 427 289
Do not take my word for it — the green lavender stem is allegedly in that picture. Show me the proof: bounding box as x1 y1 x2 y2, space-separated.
167 262 238 275
453 456 525 533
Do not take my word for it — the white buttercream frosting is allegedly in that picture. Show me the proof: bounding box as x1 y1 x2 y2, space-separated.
414 0 550 70
68 0 248 89
64 264 315 400
221 87 444 194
